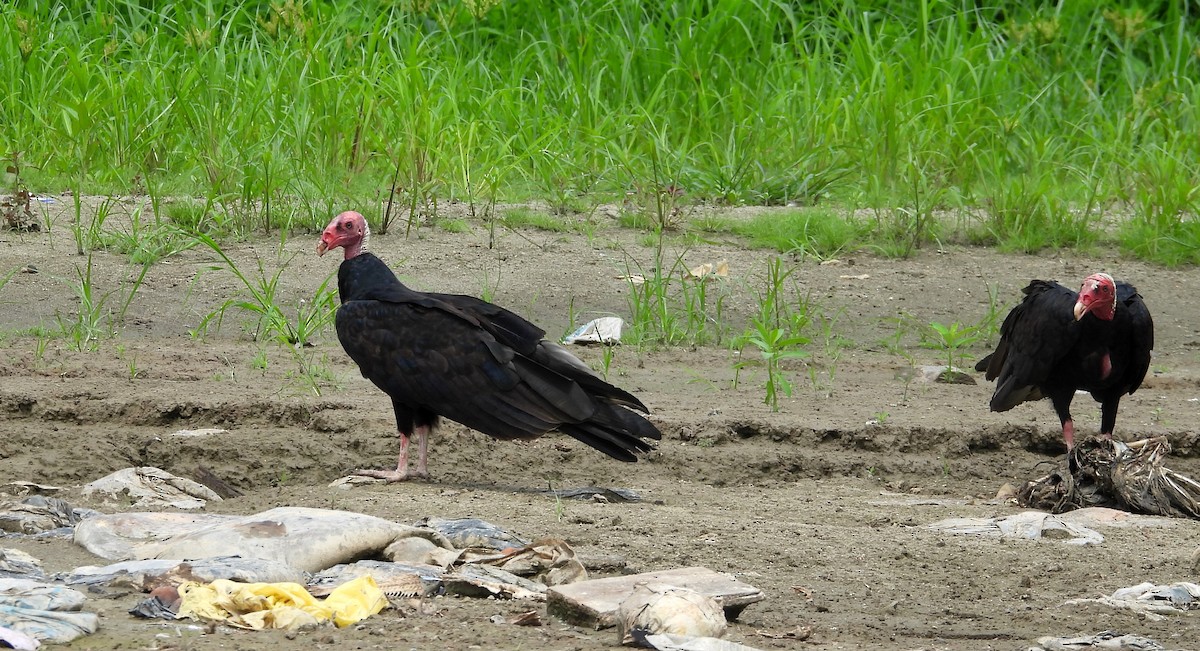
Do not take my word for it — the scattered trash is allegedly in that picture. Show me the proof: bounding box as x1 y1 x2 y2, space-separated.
81 467 222 510
640 634 764 651
0 496 94 535
383 536 461 568
61 557 305 590
543 486 642 503
755 626 812 641
547 567 764 630
442 564 546 600
309 561 443 600
616 584 726 646
617 274 646 286
0 579 98 644
0 483 62 498
0 625 40 650
0 550 43 581
562 317 625 345
176 575 387 630
75 507 450 574
1063 582 1200 621
926 511 1105 545
462 538 587 586
169 428 228 437
418 517 528 551
1031 630 1167 650
839 273 870 280
685 260 729 282
1020 437 1200 519
507 609 542 626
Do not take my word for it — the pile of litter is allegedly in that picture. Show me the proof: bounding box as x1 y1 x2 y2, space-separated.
0 466 766 648
1019 437 1200 519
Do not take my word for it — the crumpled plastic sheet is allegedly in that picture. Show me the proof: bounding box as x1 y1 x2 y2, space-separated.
0 549 44 581
417 517 529 551
926 511 1104 545
1063 582 1200 621
1031 630 1167 650
0 496 95 535
81 466 222 510
641 634 763 651
59 556 306 590
177 575 387 630
562 317 624 345
0 625 40 650
74 507 451 574
0 579 98 644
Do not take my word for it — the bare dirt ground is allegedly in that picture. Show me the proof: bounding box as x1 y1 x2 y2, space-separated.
1 197 1199 650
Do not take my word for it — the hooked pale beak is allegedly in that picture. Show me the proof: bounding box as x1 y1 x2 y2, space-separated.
1073 298 1088 321
316 239 329 256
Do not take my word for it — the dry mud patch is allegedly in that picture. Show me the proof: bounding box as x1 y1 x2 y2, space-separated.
1 199 1199 650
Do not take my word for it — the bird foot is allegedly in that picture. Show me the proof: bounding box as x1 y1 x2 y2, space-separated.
352 468 428 483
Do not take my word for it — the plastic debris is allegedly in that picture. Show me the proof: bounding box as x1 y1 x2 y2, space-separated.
75 507 450 573
176 575 387 630
616 584 727 646
309 561 444 600
0 496 94 535
80 467 222 510
0 550 44 581
1062 582 1200 621
0 579 98 644
562 317 625 345
442 564 547 600
60 556 305 590
0 625 40 650
642 634 764 651
461 538 587 586
926 511 1105 545
548 567 764 630
685 260 729 282
417 517 528 551
1031 630 1167 650
543 486 643 503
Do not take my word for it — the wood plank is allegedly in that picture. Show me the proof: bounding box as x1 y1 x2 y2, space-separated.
546 566 765 630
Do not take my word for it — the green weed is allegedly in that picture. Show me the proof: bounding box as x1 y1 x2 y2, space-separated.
192 235 336 347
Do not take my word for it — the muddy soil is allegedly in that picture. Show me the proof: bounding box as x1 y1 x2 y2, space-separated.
1 197 1199 650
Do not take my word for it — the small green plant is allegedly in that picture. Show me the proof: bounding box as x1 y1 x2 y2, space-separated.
732 257 812 410
56 255 149 351
927 321 982 371
251 349 269 374
192 235 336 347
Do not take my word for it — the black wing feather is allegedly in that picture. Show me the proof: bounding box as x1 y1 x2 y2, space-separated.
334 253 659 460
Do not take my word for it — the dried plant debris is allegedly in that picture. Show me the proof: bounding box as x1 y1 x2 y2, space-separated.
1019 437 1200 519
2 189 40 232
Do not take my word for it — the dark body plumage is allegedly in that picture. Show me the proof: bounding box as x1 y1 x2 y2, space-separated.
975 279 1154 447
334 252 660 463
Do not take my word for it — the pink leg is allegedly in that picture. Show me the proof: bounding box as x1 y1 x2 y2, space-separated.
354 428 420 482
1062 420 1075 451
413 426 430 479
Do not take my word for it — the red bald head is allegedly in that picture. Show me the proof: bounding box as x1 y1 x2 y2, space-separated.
1073 272 1116 321
317 211 368 260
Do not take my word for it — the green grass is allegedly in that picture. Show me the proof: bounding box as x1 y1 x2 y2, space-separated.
2 1 1195 258
731 209 866 260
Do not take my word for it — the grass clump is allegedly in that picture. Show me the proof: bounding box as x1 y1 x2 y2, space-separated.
731 209 865 261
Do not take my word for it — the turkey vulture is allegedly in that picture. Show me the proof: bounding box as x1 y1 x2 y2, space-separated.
316 211 661 481
975 273 1154 450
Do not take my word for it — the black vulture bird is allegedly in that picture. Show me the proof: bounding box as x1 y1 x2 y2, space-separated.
317 211 660 481
975 273 1154 450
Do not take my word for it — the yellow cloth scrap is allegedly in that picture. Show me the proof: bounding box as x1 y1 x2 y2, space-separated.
177 575 387 630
